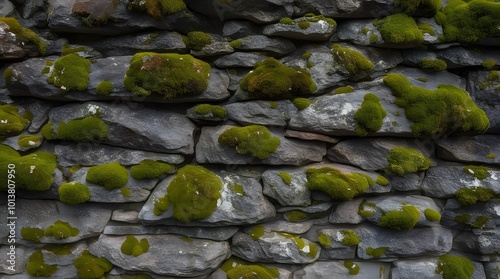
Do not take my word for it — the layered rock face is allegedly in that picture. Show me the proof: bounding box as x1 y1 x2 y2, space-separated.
1 0 500 278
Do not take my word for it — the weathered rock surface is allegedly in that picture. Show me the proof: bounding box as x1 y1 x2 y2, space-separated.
213 51 269 68
436 135 500 166
440 199 499 231
233 35 296 56
225 100 294 127
468 70 500 133
262 168 311 206
263 17 336 41
293 260 391 279
391 257 486 279
454 230 500 255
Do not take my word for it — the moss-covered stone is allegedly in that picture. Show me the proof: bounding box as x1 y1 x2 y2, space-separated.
482 59 496 69
44 220 79 240
424 208 441 222
41 243 75 256
154 165 222 222
384 73 489 136
463 165 489 180
418 22 435 35
332 44 374 76
293 98 311 110
21 227 45 243
419 58 447 71
0 17 47 54
240 57 317 99
218 125 280 159
340 230 361 246
454 186 495 206
194 104 227 118
285 210 308 222
221 257 279 279
385 147 430 176
379 205 420 230
47 53 91 92
58 181 91 205
86 162 128 190
186 31 212 51
354 93 387 136
395 0 442 16
41 122 55 140
121 235 150 257
306 167 373 201
298 21 310 29
318 233 332 247
335 85 354 94
435 254 474 279
0 104 30 137
359 200 377 218
370 33 379 44
26 250 57 277
229 39 243 48
376 175 389 186
73 250 113 279
130 160 174 179
279 232 318 258
278 171 292 185
344 260 360 275
374 13 424 45
127 0 186 19
124 52 211 98
249 225 265 241
96 80 114 95
17 135 42 148
279 17 294 25
366 247 388 258
57 117 109 142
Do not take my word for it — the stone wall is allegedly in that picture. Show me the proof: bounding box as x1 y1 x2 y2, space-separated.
0 0 500 278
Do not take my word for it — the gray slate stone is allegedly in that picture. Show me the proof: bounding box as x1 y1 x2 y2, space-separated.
231 231 320 263
0 245 32 275
196 125 326 165
225 100 294 127
263 17 337 41
190 35 235 58
88 234 231 277
55 144 184 167
436 135 500 166
329 198 364 224
213 52 269 68
454 229 500 255
285 129 340 144
391 257 486 279
234 35 296 56
262 168 311 206
258 220 314 235
441 199 498 231
0 21 41 59
47 102 196 154
389 172 424 192
337 20 381 46
223 20 262 39
468 70 500 133
357 224 453 259
293 0 396 18
438 47 500 69
484 262 500 279
210 0 293 23
303 225 360 260
138 169 276 226
293 261 391 279
401 49 438 67
2 132 43 151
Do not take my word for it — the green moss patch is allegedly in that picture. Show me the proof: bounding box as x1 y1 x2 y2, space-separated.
359 200 377 217
335 85 354 94
340 230 361 246
0 17 46 54
221 257 279 279
218 125 280 159
47 53 91 92
379 205 420 230
366 247 388 258
376 175 389 186
354 93 387 136
454 186 495 206
0 104 30 137
121 235 150 257
418 22 435 35
298 21 310 29
249 225 265 241
57 117 109 142
86 162 128 190
482 59 496 69
229 39 243 48
26 250 57 277
332 44 374 75
240 57 317 99
21 227 45 243
424 208 441 222
419 58 447 72
41 122 55 140
278 171 292 185
154 165 222 222
186 31 212 51
194 104 227 118
385 147 430 176
41 243 75 256
279 17 294 25
18 135 42 148
279 232 318 258
73 250 113 279
127 0 186 19
395 0 442 16
306 167 373 201
436 0 500 43
293 98 311 110
44 220 79 240
463 165 489 180
130 159 174 179
318 233 332 247
285 210 308 222
96 80 114 95
124 52 211 98
58 181 91 205
384 73 489 136
374 13 424 45
435 254 474 279
344 260 360 275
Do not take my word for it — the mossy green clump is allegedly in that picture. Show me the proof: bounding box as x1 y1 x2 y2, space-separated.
227 265 278 279
46 53 91 92
285 210 308 222
240 57 317 99
318 233 332 248
130 159 174 179
229 39 243 48
379 205 421 230
383 73 490 136
279 17 294 25
463 165 489 180
435 254 474 279
416 77 429 82
0 146 57 191
385 147 430 176
306 167 373 201
487 153 496 159
154 165 222 222
307 61 315 68
304 14 336 26
127 0 186 19
298 21 310 29
436 0 500 43
359 200 377 218
293 98 311 110
57 117 109 142
153 195 169 216
366 247 388 258
186 31 212 51
303 52 312 59
194 104 227 118
73 250 113 279
395 0 442 16
26 250 57 277
278 171 292 185
121 235 150 257
480 70 500 90
418 22 435 35
269 101 278 109
21 227 45 243
454 186 495 206
370 33 379 44
41 243 75 256
96 80 114 95
454 214 471 224
376 175 389 186
44 220 79 240
121 187 131 197
249 225 265 241
482 59 496 69
344 260 360 275
424 208 441 222
0 104 30 137
335 85 354 94
218 125 280 159
419 58 448 71
471 215 490 229
332 44 374 75
354 93 387 136
3 67 13 83
374 13 424 45
279 233 318 258
61 44 87 56
58 181 91 205
86 162 128 190
0 17 47 54
340 230 361 246
124 52 211 98
41 122 55 140
18 135 42 148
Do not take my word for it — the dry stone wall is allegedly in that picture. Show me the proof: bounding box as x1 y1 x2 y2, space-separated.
0 0 500 278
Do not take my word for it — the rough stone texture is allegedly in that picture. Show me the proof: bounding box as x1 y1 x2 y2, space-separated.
225 100 294 127
441 199 499 231
454 229 500 255
468 70 500 133
263 17 337 41
262 168 311 206
223 20 262 39
438 47 500 69
436 135 500 166
233 35 296 56
89 234 231 277
213 51 269 68
391 258 486 279
293 260 391 279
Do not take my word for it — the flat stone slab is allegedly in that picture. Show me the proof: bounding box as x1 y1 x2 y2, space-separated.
293 260 391 279
436 135 500 166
